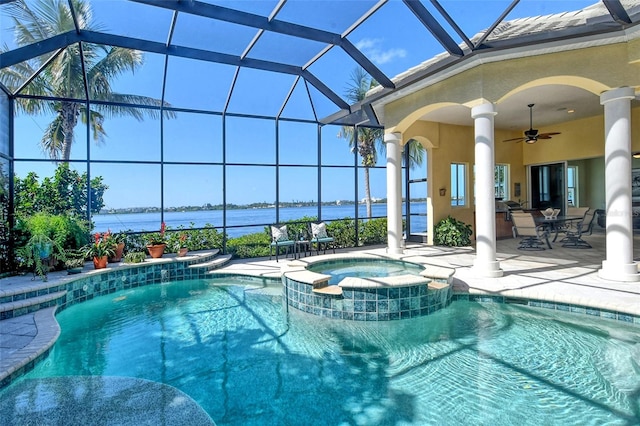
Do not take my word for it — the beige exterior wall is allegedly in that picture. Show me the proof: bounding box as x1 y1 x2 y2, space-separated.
385 43 639 134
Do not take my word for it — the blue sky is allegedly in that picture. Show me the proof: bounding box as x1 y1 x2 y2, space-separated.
5 0 596 209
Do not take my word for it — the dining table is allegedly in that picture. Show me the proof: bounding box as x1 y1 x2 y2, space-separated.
534 215 583 242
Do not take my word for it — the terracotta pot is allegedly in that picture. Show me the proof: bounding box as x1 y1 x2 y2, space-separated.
109 242 125 263
147 244 166 258
93 256 108 269
177 248 188 257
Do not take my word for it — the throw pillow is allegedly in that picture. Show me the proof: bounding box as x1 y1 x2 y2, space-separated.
271 225 289 242
311 222 328 239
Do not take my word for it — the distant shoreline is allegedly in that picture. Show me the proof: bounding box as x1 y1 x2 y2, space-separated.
97 198 426 215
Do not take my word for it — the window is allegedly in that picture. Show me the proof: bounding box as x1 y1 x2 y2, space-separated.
495 164 509 200
451 163 466 206
567 166 577 207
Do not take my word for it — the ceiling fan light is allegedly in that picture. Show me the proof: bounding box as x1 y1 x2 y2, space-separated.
525 138 537 144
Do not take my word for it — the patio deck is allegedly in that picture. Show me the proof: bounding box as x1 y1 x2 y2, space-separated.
1 229 640 390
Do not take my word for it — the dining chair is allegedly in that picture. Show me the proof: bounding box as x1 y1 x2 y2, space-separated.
511 212 551 250
561 210 596 248
559 207 590 237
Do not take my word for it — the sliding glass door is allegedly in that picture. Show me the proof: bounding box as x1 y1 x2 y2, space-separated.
529 162 566 214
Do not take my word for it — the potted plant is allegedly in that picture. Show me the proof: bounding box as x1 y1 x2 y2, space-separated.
16 234 65 281
83 232 117 269
15 212 86 272
174 232 189 257
108 232 126 263
64 249 86 274
146 222 167 258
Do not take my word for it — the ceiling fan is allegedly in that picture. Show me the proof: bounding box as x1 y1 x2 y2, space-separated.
503 103 561 144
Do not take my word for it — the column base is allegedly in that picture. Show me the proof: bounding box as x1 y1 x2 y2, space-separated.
598 260 640 282
386 246 404 255
472 259 504 278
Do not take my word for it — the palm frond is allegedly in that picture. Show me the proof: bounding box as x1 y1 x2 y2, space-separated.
5 0 51 44
48 45 85 99
0 60 33 91
406 139 425 169
79 108 107 143
89 47 144 81
91 95 175 120
40 115 65 159
376 138 425 170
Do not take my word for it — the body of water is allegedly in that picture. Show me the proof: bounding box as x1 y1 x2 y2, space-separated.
93 203 427 238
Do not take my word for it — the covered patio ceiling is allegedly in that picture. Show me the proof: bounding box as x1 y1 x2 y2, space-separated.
1 0 639 130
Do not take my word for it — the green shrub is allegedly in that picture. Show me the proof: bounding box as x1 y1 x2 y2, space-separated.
14 163 107 217
187 224 225 251
433 216 472 247
227 232 271 258
360 218 387 245
326 218 357 248
16 212 88 250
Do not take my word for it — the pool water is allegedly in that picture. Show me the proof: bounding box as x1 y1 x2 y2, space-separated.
307 258 425 284
8 278 640 425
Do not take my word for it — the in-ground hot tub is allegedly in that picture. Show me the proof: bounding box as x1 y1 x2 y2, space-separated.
283 255 454 321
307 257 426 284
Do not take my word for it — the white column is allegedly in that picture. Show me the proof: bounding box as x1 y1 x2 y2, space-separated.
598 87 639 282
471 103 503 277
384 132 403 255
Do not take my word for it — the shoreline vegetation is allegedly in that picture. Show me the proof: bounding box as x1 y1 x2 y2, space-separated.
98 198 427 215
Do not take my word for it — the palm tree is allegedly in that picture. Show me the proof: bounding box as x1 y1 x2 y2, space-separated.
0 0 173 160
339 67 424 218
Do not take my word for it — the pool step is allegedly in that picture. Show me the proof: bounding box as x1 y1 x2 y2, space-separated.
0 306 60 385
312 285 342 296
419 265 455 284
284 269 342 295
0 290 67 319
185 253 232 272
339 274 430 289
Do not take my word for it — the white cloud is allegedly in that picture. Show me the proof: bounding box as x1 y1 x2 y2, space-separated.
355 38 407 65
355 38 378 50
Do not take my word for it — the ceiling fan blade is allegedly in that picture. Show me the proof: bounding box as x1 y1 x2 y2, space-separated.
537 132 561 139
502 137 525 142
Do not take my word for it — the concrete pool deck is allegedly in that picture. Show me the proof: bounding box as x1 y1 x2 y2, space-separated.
1 229 640 391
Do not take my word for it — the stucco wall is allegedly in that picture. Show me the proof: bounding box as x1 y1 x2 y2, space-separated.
383 42 639 133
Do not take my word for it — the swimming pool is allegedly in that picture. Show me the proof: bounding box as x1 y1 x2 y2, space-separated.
3 277 639 425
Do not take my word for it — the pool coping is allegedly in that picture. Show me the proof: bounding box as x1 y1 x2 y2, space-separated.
455 288 640 324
